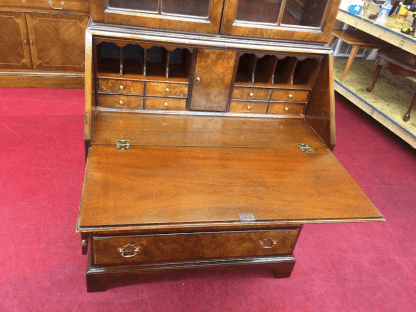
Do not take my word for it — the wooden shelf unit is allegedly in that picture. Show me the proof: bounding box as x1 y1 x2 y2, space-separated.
333 9 416 148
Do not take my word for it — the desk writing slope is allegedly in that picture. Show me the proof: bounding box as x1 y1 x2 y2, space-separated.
78 114 383 231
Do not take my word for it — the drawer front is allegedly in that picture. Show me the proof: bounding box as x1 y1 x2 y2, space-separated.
232 87 271 101
99 79 144 95
230 101 268 114
145 97 186 111
2 0 89 13
268 103 305 115
270 89 309 102
99 95 143 109
93 229 300 265
146 82 188 97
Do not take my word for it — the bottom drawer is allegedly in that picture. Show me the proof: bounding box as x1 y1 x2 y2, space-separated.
267 103 305 115
145 97 186 111
93 229 300 266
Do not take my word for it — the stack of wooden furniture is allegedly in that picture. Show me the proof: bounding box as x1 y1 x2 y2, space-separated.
0 0 89 88
77 0 384 292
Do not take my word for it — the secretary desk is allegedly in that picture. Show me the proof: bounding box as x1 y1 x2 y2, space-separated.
77 0 384 291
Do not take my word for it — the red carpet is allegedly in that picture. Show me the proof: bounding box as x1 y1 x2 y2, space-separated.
0 88 415 311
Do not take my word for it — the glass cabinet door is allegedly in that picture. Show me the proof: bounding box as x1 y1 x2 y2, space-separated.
93 0 225 34
221 0 341 42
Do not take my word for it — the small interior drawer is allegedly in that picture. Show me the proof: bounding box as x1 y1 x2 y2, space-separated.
99 95 143 109
92 228 300 265
98 79 144 95
145 97 186 111
232 87 271 101
268 103 305 115
146 82 188 97
230 101 268 114
270 89 309 102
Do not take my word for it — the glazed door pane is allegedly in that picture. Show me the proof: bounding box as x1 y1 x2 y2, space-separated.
235 0 281 24
95 0 225 33
162 0 210 17
108 0 159 12
281 0 327 27
221 0 340 42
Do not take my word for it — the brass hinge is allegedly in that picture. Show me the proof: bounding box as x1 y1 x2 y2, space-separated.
298 143 312 153
116 140 130 150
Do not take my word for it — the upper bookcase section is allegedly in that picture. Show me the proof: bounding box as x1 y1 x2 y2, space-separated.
92 0 341 42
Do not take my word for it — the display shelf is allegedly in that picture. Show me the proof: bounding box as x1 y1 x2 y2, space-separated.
336 8 416 55
334 59 416 148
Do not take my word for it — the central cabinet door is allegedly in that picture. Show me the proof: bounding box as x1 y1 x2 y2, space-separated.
190 49 236 112
93 0 225 34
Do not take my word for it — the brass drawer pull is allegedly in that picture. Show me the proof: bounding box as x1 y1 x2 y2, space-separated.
165 88 170 92
285 107 289 112
118 244 140 258
119 100 124 105
249 92 254 97
119 85 124 90
247 105 251 110
49 0 65 10
196 77 201 84
288 94 293 99
164 102 169 107
259 238 276 248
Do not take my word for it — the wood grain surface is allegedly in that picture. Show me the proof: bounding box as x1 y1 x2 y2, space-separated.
78 144 383 230
91 112 329 149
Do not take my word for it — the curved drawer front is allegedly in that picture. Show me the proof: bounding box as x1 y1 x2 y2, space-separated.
230 101 268 114
270 89 309 102
146 82 188 97
93 229 300 265
98 79 144 95
232 87 271 101
99 95 143 108
268 103 305 115
145 97 186 111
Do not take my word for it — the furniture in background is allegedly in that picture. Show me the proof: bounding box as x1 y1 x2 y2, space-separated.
329 28 388 81
77 0 383 292
367 48 416 121
0 0 90 88
334 9 416 148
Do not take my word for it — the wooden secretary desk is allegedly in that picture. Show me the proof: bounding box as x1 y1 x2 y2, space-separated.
77 0 384 292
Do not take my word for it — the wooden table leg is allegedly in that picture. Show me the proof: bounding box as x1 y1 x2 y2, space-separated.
404 91 416 121
367 64 382 92
341 45 360 81
328 35 338 47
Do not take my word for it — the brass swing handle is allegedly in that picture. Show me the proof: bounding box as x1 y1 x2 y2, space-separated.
259 238 277 248
117 244 140 258
49 0 65 10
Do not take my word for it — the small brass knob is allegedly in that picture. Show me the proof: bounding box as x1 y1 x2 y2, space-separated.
23 39 27 44
247 105 251 110
164 102 168 107
288 94 293 99
196 77 201 84
285 107 289 112
249 92 254 97
166 88 169 92
119 85 124 90
30 40 33 45
119 100 123 105
81 240 87 247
